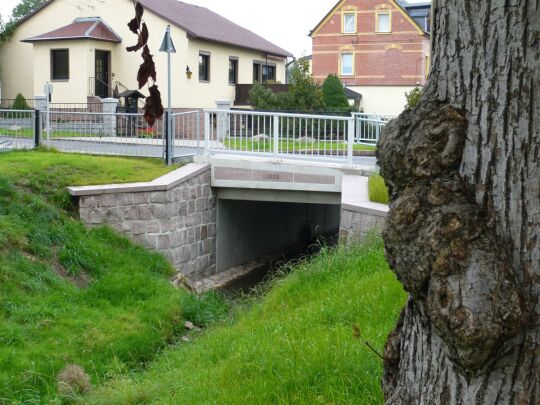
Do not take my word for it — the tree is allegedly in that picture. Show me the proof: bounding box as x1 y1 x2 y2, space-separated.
378 2 539 403
322 74 350 112
287 58 324 111
11 0 46 21
1 0 46 43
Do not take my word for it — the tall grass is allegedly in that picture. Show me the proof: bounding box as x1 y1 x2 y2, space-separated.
368 174 390 204
87 238 406 404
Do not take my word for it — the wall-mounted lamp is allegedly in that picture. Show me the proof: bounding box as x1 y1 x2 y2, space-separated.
186 65 192 79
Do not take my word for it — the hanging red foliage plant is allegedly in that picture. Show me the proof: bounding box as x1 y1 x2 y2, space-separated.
127 1 164 127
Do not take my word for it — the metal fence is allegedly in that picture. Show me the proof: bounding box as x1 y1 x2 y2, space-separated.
204 109 355 164
1 106 389 164
171 110 202 157
353 113 393 145
0 109 37 150
40 111 166 158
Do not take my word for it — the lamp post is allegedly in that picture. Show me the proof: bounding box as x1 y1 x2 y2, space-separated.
160 25 176 165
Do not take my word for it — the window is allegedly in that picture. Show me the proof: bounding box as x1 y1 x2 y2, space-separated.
341 53 354 76
253 62 276 82
199 52 210 81
343 13 356 33
377 12 391 33
229 58 238 85
51 49 69 81
262 65 276 82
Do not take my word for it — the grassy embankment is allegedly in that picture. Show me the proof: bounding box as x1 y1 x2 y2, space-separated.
87 238 406 405
0 150 188 402
1 149 404 404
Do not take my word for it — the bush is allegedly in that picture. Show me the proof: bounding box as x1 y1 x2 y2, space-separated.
248 82 290 111
12 93 31 110
405 86 423 111
322 74 351 112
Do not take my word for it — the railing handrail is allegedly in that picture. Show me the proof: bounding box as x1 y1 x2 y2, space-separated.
36 111 145 117
0 109 34 113
171 110 200 117
204 108 353 121
356 117 387 124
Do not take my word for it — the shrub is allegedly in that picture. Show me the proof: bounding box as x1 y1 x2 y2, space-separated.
322 74 351 112
404 86 423 111
249 82 289 111
12 93 31 110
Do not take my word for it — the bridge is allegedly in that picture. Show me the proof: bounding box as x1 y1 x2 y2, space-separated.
69 154 388 290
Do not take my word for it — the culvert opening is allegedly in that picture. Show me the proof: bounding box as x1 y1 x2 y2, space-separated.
215 199 341 293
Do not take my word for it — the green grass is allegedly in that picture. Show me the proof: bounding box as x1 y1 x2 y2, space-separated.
0 150 192 402
368 174 390 204
0 149 177 209
0 128 114 139
225 138 376 153
86 238 406 404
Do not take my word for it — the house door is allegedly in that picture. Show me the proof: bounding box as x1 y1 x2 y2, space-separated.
95 50 110 98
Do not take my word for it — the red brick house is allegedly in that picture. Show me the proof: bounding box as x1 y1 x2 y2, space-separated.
310 0 431 115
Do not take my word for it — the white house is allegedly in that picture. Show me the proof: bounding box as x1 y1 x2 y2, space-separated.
0 0 292 108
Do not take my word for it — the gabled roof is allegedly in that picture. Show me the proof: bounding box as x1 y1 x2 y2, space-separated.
22 17 122 43
15 0 292 58
139 0 292 58
309 0 430 37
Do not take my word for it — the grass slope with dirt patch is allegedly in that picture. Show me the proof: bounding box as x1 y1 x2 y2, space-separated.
87 239 406 405
0 150 187 402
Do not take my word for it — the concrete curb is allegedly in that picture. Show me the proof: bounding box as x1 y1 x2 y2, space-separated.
68 163 210 196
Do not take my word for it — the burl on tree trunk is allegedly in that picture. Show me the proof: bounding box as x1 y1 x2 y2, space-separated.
377 1 539 404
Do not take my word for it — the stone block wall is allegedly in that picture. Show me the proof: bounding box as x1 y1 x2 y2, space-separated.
339 205 387 245
76 166 217 281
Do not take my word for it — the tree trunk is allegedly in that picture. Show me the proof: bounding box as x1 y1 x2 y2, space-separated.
378 1 539 403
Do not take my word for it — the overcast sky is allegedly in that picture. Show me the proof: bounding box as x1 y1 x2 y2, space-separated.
0 0 428 57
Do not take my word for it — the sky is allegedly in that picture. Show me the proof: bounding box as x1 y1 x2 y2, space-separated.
0 0 428 57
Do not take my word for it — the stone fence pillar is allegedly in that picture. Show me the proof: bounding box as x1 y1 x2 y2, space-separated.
215 99 232 142
101 98 119 137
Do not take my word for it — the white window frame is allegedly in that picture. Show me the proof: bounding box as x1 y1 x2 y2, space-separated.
340 53 354 76
376 11 392 33
343 13 356 34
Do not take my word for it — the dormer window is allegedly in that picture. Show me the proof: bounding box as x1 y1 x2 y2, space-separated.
343 13 356 33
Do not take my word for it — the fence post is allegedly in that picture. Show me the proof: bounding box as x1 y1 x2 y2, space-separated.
273 115 279 159
196 110 201 154
347 117 355 166
204 111 210 156
164 111 172 165
34 110 40 148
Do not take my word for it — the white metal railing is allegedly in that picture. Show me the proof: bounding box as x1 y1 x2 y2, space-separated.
171 110 201 157
353 112 393 145
204 109 356 164
355 117 387 145
1 106 390 164
40 111 165 158
0 109 36 150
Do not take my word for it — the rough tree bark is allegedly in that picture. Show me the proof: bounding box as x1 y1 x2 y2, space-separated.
378 1 539 403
